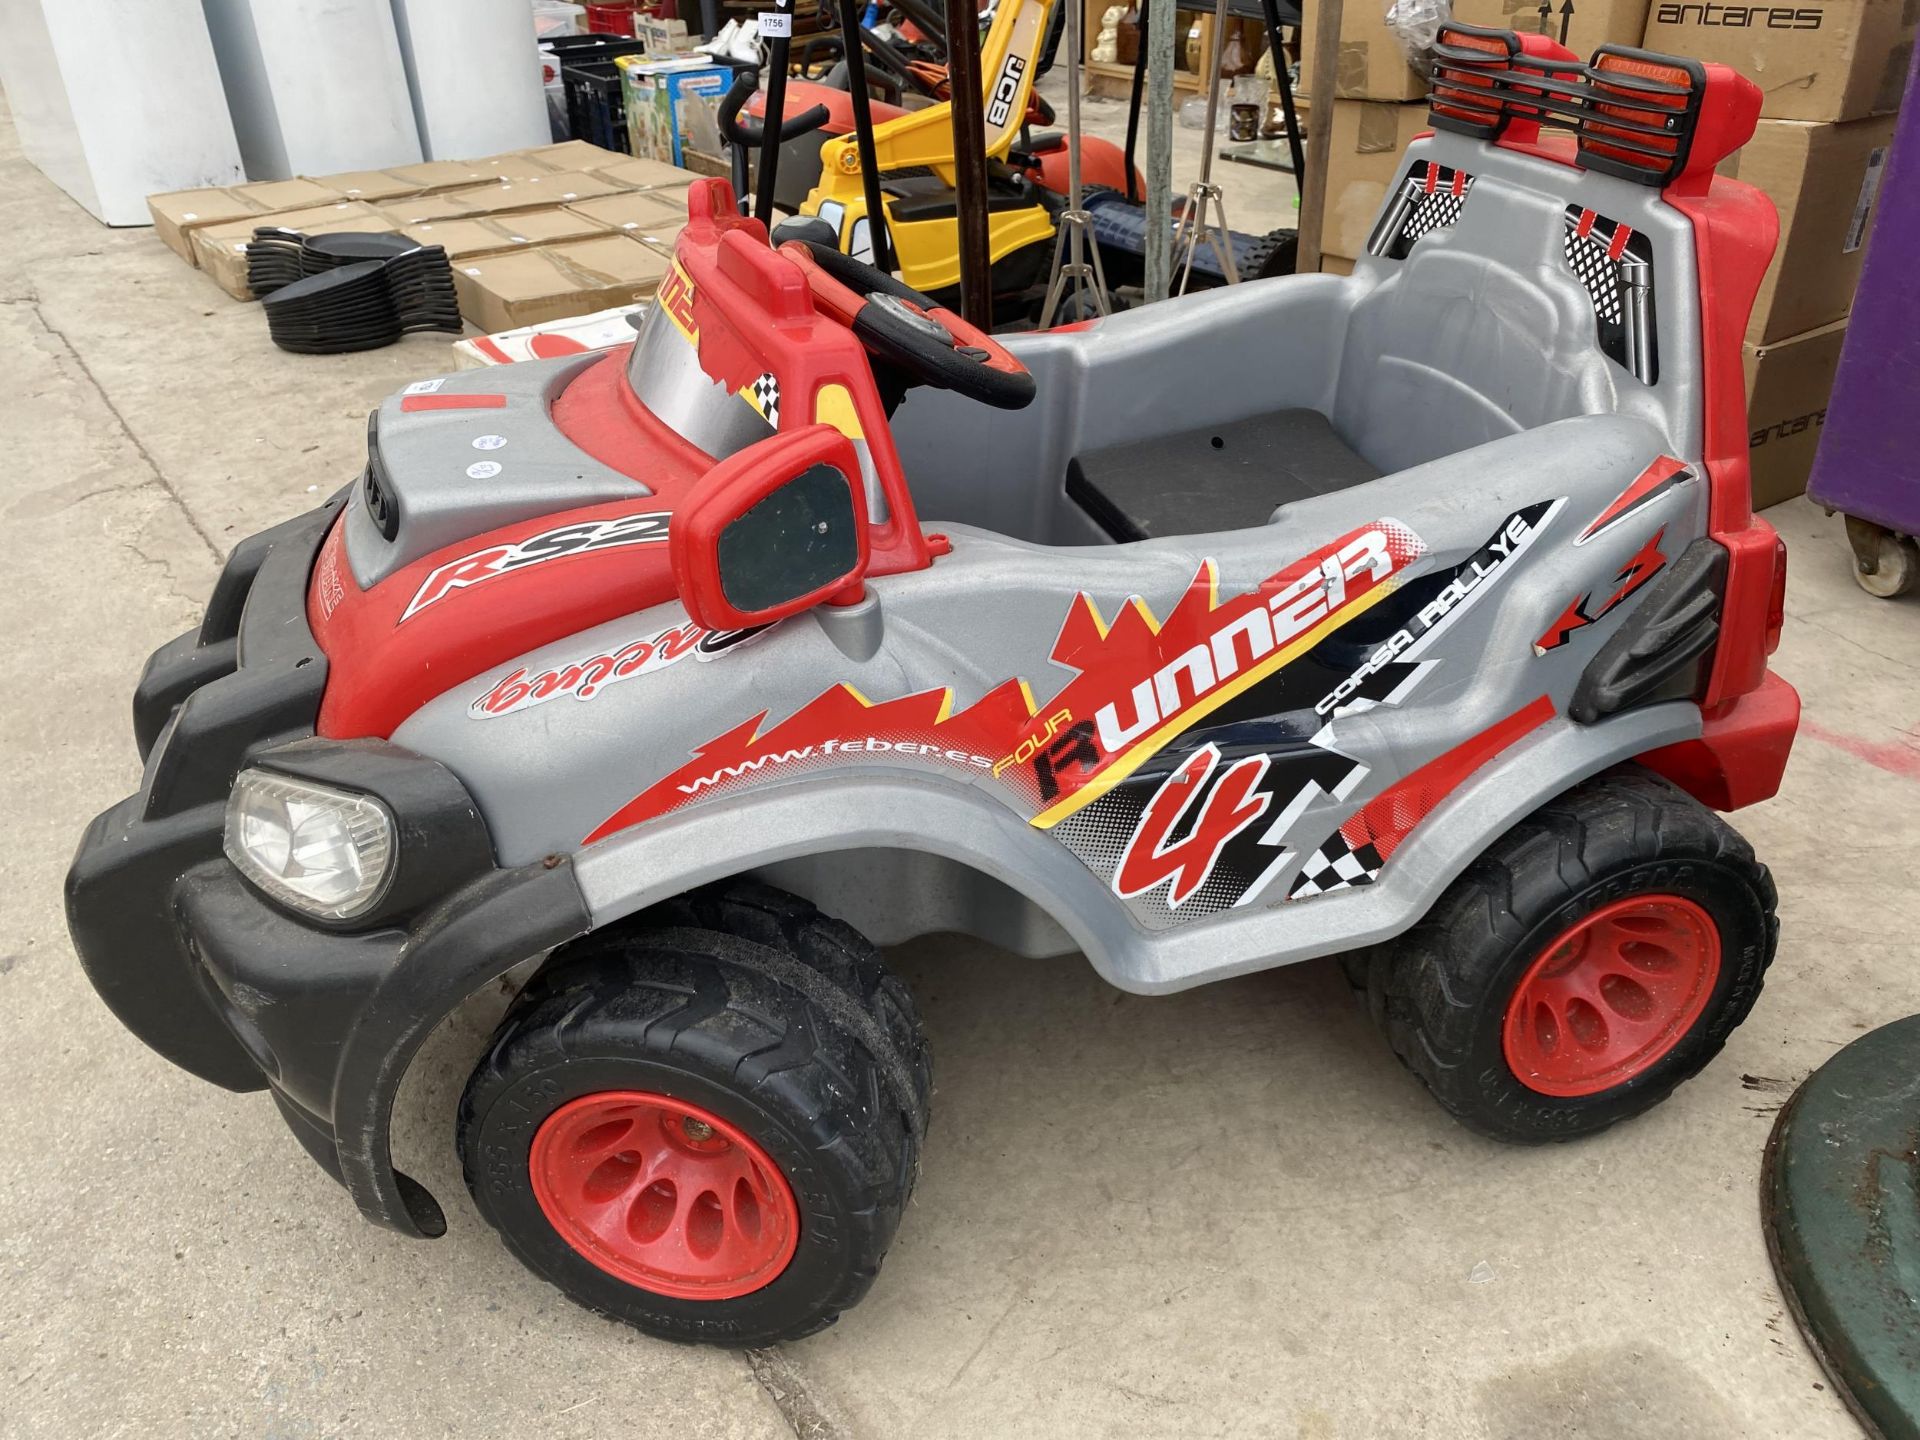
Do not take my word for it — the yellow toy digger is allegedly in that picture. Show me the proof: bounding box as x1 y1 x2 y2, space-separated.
800 0 1066 298
771 0 1295 316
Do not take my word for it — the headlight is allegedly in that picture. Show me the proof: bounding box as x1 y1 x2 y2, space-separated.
224 769 395 920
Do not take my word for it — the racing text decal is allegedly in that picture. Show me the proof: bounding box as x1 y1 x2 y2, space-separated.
470 620 765 718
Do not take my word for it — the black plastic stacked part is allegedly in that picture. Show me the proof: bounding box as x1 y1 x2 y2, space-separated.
246 227 420 297
250 232 463 355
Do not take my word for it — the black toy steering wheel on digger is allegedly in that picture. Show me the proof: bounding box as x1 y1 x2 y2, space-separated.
784 239 1036 411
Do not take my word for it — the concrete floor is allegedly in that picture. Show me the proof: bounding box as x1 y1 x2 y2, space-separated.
3 89 1913 1440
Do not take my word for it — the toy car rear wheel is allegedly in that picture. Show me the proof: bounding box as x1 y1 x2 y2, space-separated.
1345 766 1777 1144
457 882 931 1345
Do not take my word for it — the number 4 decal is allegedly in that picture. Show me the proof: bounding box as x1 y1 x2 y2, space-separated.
1113 744 1272 908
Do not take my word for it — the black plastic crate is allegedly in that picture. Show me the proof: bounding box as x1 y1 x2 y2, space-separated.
562 58 633 153
542 31 647 62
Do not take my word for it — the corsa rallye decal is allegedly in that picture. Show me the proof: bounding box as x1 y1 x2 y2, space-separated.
402 511 671 621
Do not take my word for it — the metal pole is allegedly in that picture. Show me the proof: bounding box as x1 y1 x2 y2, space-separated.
1171 0 1238 292
1143 0 1176 300
946 0 994 327
840 0 894 271
1193 0 1225 190
1123 0 1148 202
1295 0 1341 274
1040 0 1111 324
754 0 796 223
1257 0 1305 191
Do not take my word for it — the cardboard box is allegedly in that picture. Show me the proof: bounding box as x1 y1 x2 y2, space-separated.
402 208 613 261
454 302 647 368
1299 0 1426 101
676 149 734 179
593 156 703 190
378 173 631 226
620 58 732 165
382 156 559 192
147 179 343 266
564 191 690 253
1745 317 1847 508
1321 254 1358 276
188 201 397 299
1318 100 1432 262
1720 113 1892 342
452 234 674 332
1450 0 1651 58
309 170 428 204
1642 0 1915 122
514 140 633 175
637 14 701 56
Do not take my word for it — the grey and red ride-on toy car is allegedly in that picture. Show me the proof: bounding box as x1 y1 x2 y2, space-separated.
69 25 1799 1346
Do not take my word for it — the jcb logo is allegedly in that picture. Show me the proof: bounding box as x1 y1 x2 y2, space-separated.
986 54 1028 127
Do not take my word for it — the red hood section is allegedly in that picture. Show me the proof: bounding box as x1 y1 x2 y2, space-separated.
310 495 687 739
310 177 935 740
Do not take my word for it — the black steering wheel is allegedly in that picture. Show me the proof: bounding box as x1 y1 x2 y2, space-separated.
788 240 1036 411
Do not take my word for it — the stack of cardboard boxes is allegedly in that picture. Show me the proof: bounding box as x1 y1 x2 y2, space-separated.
1646 0 1910 506
147 141 701 334
1308 0 1657 269
1305 0 1910 507
1298 0 1429 273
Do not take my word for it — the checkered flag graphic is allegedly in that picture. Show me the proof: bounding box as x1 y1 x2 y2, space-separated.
752 372 780 427
1288 830 1386 900
1402 166 1472 246
1563 222 1624 324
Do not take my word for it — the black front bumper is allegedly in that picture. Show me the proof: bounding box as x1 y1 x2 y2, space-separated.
65 498 590 1237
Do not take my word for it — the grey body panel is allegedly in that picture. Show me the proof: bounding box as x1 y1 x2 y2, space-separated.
371 128 1721 992
343 353 645 589
565 701 1696 994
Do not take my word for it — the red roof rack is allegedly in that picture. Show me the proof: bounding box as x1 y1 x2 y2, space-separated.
1426 24 1760 190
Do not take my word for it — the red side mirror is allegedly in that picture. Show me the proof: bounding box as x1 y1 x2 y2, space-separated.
671 423 871 632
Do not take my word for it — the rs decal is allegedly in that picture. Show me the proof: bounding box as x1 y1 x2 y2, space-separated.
1113 745 1272 907
1535 528 1668 653
402 510 670 621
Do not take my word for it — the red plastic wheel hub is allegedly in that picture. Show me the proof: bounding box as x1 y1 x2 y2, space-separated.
529 1091 799 1300
1501 895 1722 1098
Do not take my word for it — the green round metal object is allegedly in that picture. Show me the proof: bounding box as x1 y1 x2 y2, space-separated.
1763 1015 1920 1440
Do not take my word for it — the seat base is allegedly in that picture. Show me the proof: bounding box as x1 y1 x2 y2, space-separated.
1066 409 1380 542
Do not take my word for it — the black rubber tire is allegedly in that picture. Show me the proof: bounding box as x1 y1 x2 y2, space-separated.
1251 228 1299 280
457 880 931 1346
1346 766 1778 1144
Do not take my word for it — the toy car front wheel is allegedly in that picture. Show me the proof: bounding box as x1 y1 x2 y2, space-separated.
1347 767 1778 1144
457 883 931 1345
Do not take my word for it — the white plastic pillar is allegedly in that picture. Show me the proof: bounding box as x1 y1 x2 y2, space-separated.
388 0 550 160
0 0 243 224
201 0 423 178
